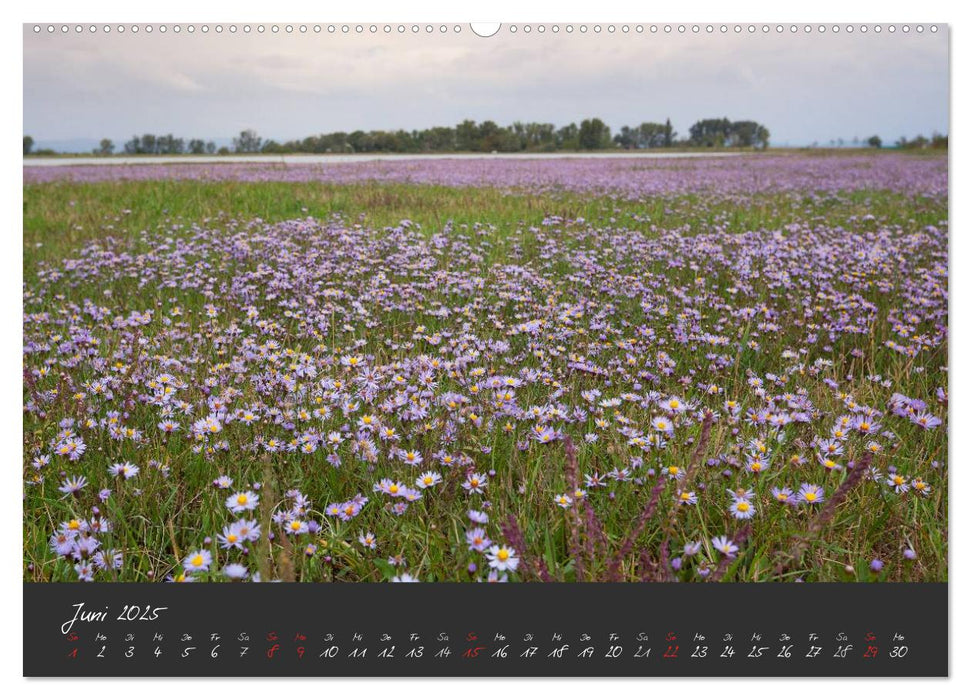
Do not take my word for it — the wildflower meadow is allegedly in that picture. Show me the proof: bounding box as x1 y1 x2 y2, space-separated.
23 153 948 583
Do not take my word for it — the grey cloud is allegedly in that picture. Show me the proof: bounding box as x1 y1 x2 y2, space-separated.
23 26 948 146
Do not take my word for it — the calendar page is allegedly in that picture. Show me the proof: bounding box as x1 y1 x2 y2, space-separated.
20 10 950 681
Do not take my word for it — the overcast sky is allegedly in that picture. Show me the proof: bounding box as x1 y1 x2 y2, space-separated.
23 25 949 148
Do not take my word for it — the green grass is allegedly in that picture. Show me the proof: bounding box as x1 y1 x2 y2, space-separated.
23 180 946 265
22 178 948 583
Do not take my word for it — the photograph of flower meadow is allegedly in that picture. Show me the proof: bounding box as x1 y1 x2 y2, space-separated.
23 26 948 584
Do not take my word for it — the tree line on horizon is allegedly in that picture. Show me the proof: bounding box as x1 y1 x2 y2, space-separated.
23 122 949 158
23 117 774 156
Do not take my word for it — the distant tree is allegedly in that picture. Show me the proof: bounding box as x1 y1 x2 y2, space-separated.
556 123 579 150
139 133 158 154
524 122 555 151
217 146 231 155
688 118 768 148
233 129 262 153
640 122 670 148
495 127 523 153
298 135 322 153
509 121 528 151
728 120 758 147
930 132 948 149
421 126 457 151
478 120 503 151
63 117 774 157
896 134 931 149
427 126 458 151
261 140 289 154
663 118 675 147
614 122 670 149
455 120 479 151
726 121 770 149
328 132 352 153
688 118 732 147
578 118 610 150
23 135 34 155
753 124 770 150
346 130 367 152
94 138 115 156
613 125 637 150
867 135 882 149
158 134 185 154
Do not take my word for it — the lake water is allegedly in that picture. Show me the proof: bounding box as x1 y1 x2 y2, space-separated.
25 152 744 167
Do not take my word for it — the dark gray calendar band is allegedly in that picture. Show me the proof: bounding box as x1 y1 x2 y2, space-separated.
23 582 947 677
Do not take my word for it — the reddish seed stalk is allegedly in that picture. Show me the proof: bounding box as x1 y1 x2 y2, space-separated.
561 436 585 581
501 513 552 582
583 502 608 575
607 477 666 582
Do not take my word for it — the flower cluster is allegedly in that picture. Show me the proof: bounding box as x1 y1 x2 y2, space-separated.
24 155 947 582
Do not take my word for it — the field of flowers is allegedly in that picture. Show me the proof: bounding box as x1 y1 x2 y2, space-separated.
23 153 948 583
